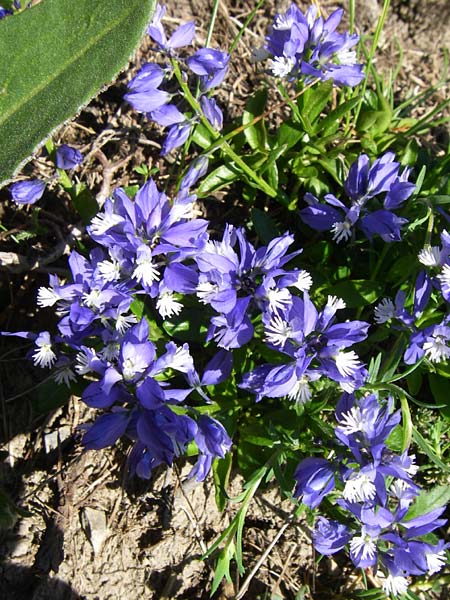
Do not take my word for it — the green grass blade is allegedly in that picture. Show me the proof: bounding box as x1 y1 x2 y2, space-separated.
0 0 156 185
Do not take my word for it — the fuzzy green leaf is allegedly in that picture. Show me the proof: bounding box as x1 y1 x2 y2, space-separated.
0 0 156 185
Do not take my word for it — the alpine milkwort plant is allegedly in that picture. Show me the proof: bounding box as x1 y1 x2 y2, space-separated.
254 2 365 87
3 1 450 597
295 393 449 595
124 3 229 155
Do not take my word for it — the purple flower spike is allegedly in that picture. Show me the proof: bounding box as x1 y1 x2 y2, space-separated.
56 144 83 170
10 179 46 205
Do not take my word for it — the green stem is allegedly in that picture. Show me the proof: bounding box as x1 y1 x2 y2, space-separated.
371 243 389 282
171 58 278 197
355 244 389 319
354 0 391 124
228 0 266 55
205 0 220 48
425 206 435 246
276 81 302 123
190 78 318 166
349 0 355 35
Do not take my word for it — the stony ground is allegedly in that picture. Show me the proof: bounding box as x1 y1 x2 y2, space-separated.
1 1 449 599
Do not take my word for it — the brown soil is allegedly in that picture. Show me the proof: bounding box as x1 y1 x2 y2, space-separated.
1 1 449 599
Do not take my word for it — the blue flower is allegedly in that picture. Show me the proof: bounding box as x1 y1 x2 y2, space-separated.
186 48 230 91
200 95 223 130
0 6 12 19
313 517 351 554
124 63 171 113
148 4 195 52
259 3 364 87
189 415 232 481
293 457 335 507
56 144 83 170
300 152 415 243
242 294 368 400
335 393 401 463
195 224 308 349
161 121 193 155
10 179 46 205
404 318 450 365
82 412 130 450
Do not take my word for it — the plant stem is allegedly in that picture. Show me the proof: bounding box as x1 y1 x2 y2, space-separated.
172 58 278 197
349 0 355 35
354 0 391 124
205 0 220 48
229 0 266 55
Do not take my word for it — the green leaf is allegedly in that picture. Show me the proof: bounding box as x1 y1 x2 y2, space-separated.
191 122 214 149
0 487 31 531
0 0 156 185
357 109 392 135
197 163 240 195
70 182 99 224
241 423 276 447
213 453 233 512
316 97 359 136
275 121 304 150
210 540 235 596
368 352 382 383
251 207 279 244
242 89 268 152
387 254 417 283
297 80 333 124
427 195 450 206
429 374 450 420
351 590 387 600
412 426 450 473
404 485 450 521
162 307 208 342
326 279 384 308
130 298 165 341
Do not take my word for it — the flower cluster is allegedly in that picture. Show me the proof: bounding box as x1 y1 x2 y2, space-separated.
374 258 450 365
255 3 364 87
78 319 232 483
294 392 448 596
4 173 236 481
194 224 312 349
124 3 229 155
240 294 369 403
300 152 416 243
4 159 362 482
